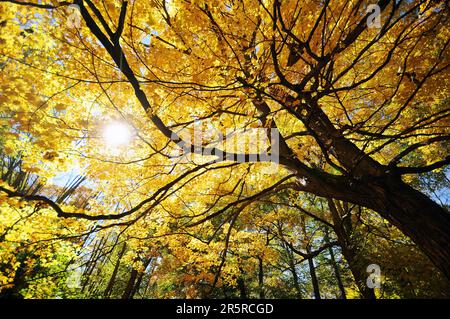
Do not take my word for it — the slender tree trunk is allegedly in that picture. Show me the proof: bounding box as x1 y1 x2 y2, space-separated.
257 257 265 299
299 215 321 299
328 200 376 299
328 246 346 299
104 242 127 298
306 252 321 299
130 257 152 299
291 268 303 299
237 266 247 299
81 237 106 293
326 230 346 299
236 278 247 299
122 267 138 299
142 263 156 297
287 250 302 299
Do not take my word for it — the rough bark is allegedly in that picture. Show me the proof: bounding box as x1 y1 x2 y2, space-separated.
283 97 450 280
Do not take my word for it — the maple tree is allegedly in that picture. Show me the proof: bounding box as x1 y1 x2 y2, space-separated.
0 0 449 298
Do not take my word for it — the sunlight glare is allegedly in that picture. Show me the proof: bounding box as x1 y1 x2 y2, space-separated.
103 122 132 147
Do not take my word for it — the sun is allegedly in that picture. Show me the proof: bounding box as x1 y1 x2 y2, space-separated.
103 121 132 146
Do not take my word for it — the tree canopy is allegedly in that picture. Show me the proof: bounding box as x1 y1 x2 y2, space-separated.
0 0 449 299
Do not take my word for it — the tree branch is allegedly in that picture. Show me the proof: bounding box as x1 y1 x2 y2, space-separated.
393 156 450 175
0 0 72 9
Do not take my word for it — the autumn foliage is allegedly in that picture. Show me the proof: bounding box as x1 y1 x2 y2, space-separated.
0 0 449 298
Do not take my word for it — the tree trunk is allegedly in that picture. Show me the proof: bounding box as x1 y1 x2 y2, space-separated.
284 98 450 280
306 251 321 299
371 178 450 280
104 242 127 298
236 278 247 299
142 263 157 297
333 178 450 281
343 247 376 299
326 233 346 299
122 267 138 299
237 266 247 299
287 251 303 299
81 237 106 293
257 257 265 299
327 200 376 299
299 175 450 281
130 257 152 299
